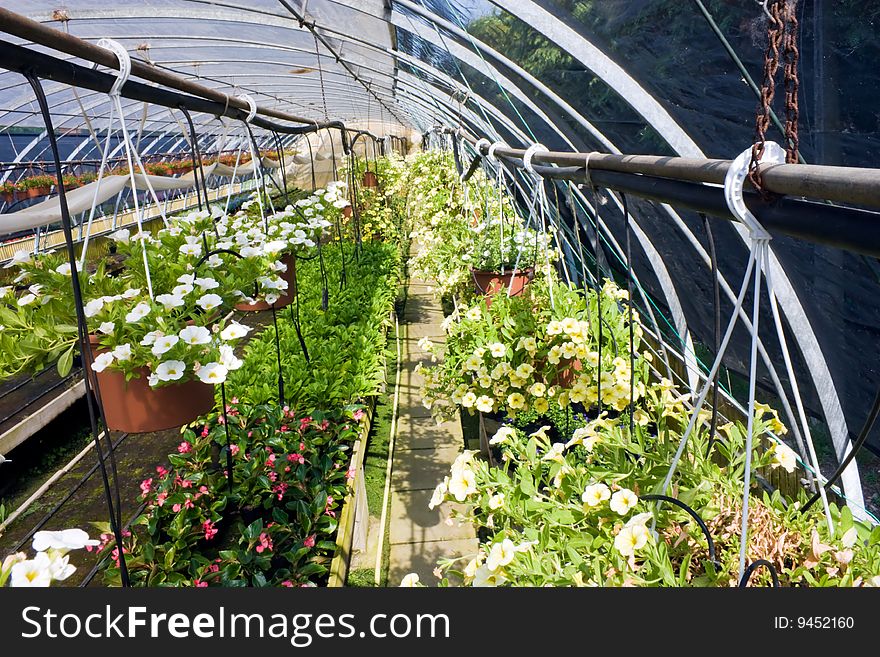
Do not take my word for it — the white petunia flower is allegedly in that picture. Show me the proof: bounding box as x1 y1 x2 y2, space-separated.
488 342 506 358
609 488 639 516
220 322 251 341
112 344 132 361
399 573 420 587
122 288 141 299
193 277 219 290
17 294 36 307
5 250 32 268
196 362 228 385
155 294 185 311
154 360 185 382
448 467 477 502
172 284 194 297
486 539 516 572
178 325 211 345
108 228 130 243
218 344 243 371
179 243 202 257
125 302 151 323
581 482 611 506
614 524 650 557
9 553 52 587
32 528 99 552
91 352 114 373
84 298 105 318
489 426 517 445
196 293 222 312
55 263 71 276
98 321 115 334
151 335 179 356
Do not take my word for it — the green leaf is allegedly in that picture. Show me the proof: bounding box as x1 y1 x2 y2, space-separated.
57 344 75 377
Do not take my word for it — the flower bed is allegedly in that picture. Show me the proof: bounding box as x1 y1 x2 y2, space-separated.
400 151 880 588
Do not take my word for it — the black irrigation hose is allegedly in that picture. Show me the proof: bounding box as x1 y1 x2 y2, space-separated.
641 494 718 567
738 559 780 587
461 151 483 183
288 255 310 364
701 213 722 457
271 303 285 405
26 72 130 586
11 432 130 552
802 382 880 513
622 192 635 441
590 185 604 415
78 499 147 588
271 131 290 206
178 105 210 214
219 382 234 494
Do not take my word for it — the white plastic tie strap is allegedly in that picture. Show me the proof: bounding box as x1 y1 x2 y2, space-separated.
97 38 131 96
487 140 506 162
723 141 785 239
474 138 491 157
237 94 258 124
522 142 549 176
583 151 598 188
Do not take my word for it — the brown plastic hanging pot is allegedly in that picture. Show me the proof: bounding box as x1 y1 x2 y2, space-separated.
361 171 379 188
85 336 216 433
235 252 297 312
471 267 533 307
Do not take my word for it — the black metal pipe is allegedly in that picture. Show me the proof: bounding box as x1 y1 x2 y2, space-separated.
528 164 880 258
0 40 341 137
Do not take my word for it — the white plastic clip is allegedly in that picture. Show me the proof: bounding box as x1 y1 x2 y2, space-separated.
583 151 597 188
474 138 491 157
487 141 506 162
97 38 131 96
237 94 258 123
522 142 549 176
723 141 785 240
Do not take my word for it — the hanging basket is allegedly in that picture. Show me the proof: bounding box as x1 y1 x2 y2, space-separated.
235 252 297 312
361 171 379 188
86 336 215 434
471 267 533 306
553 358 583 388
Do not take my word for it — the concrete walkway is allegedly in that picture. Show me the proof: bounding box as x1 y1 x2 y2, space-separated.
387 277 478 585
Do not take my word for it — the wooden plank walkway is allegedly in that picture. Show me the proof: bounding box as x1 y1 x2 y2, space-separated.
387 277 477 585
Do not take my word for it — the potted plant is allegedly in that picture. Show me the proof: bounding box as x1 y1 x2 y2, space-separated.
18 175 55 199
1 181 16 204
146 161 171 177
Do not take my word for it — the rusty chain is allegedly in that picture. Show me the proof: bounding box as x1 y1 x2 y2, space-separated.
749 0 800 195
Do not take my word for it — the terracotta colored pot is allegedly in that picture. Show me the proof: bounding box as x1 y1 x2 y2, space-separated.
361 171 379 188
553 358 583 388
1 191 14 204
235 252 297 312
471 267 533 306
86 336 216 433
343 205 353 219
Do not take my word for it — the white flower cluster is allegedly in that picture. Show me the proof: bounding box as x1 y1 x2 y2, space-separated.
1 529 98 587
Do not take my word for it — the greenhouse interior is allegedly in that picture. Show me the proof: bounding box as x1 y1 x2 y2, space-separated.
0 0 878 592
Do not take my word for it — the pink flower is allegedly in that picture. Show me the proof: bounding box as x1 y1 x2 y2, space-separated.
208 564 220 573
172 503 182 513
272 483 289 500
267 471 278 482
346 465 356 480
203 520 218 541
353 409 365 421
194 579 208 588
300 416 312 431
175 475 193 489
319 419 329 431
231 397 239 404
201 425 210 438
139 478 153 497
299 442 306 452
303 535 316 548
255 532 273 553
230 444 240 456
184 499 194 510
178 441 192 454
157 492 168 507
281 580 294 587
156 465 169 478
280 425 289 433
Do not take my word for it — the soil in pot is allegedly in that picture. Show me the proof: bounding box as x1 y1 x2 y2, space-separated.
85 335 216 433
